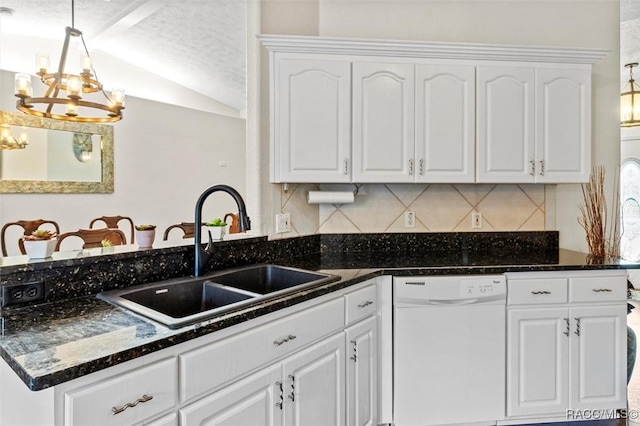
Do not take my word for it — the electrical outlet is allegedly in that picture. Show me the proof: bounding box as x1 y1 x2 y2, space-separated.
276 213 291 233
404 211 416 228
472 211 482 229
2 281 45 307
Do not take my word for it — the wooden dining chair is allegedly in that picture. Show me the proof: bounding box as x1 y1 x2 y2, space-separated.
223 213 240 234
89 215 135 244
163 222 205 240
1 219 61 256
55 228 127 251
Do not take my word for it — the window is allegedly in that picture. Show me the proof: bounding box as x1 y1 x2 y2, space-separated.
620 160 640 260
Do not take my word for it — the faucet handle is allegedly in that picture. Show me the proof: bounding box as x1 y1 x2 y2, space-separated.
205 229 215 253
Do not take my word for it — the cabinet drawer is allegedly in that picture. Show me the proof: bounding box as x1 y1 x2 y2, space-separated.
569 275 627 303
64 357 177 426
180 297 345 402
345 284 377 324
507 278 567 305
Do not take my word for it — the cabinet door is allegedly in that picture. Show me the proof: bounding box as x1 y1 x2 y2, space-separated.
345 316 377 426
415 64 475 183
283 333 345 426
535 67 591 183
179 363 282 426
569 305 627 411
352 62 414 182
273 57 351 183
477 66 535 183
507 307 569 417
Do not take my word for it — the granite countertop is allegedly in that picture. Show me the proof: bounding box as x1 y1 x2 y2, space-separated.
1 245 638 392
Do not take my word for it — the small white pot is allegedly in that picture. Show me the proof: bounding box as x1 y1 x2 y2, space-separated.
136 229 156 248
206 226 226 241
23 238 56 259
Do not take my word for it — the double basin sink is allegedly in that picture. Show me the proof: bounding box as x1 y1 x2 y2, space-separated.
97 265 340 329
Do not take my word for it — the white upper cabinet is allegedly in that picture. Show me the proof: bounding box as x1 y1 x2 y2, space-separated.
352 62 415 182
415 64 475 183
535 67 591 183
272 57 352 183
477 65 591 183
261 35 606 184
477 66 536 183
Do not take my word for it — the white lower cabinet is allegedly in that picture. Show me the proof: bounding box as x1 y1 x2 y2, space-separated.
505 270 627 423
63 357 178 426
179 363 282 425
345 316 377 426
283 333 345 426
0 279 378 426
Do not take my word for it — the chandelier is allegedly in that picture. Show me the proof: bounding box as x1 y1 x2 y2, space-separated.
621 62 640 127
13 0 124 123
0 125 28 150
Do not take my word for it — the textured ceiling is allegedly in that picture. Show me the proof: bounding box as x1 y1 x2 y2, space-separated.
622 0 640 68
0 0 247 113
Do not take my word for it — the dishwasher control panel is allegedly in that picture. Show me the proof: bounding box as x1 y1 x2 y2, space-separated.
460 277 505 298
394 275 506 305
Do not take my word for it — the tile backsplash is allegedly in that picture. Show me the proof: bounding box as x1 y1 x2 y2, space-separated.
278 183 546 236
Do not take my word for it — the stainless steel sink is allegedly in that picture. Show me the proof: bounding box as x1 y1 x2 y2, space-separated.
97 265 339 329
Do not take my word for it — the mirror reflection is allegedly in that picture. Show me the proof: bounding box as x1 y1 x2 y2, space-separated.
0 111 113 193
1 127 102 182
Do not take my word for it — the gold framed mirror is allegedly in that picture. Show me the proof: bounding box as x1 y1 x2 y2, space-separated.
0 111 114 193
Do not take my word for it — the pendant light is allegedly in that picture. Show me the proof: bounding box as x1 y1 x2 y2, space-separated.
621 63 640 127
13 0 124 123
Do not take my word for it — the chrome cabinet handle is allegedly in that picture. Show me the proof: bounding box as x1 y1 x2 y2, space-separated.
529 159 535 176
592 288 612 293
531 290 551 295
350 339 358 362
409 159 414 175
539 159 545 176
419 159 425 175
563 317 570 337
112 394 153 415
275 381 283 409
288 375 295 401
574 318 581 336
273 334 297 346
343 158 349 175
357 300 373 308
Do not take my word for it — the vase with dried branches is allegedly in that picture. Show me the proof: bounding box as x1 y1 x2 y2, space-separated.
578 165 620 264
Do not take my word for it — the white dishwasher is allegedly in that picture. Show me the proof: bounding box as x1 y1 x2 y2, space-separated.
393 275 507 426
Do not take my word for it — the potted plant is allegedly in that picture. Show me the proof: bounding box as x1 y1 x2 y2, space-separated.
205 218 227 241
22 229 57 259
100 238 115 253
135 224 156 248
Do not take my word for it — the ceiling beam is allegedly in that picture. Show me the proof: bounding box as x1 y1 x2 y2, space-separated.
86 0 173 49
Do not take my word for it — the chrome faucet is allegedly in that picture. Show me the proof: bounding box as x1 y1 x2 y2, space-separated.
194 184 251 276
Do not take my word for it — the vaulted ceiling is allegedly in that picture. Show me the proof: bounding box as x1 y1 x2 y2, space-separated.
0 0 246 115
621 0 640 67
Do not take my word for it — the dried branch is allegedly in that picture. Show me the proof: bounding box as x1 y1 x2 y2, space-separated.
577 165 620 262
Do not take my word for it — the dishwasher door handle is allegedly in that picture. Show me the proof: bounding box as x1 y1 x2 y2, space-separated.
396 295 505 306
396 298 480 307
429 299 479 305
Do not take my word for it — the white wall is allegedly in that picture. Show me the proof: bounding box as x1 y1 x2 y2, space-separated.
0 69 246 255
259 0 620 252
